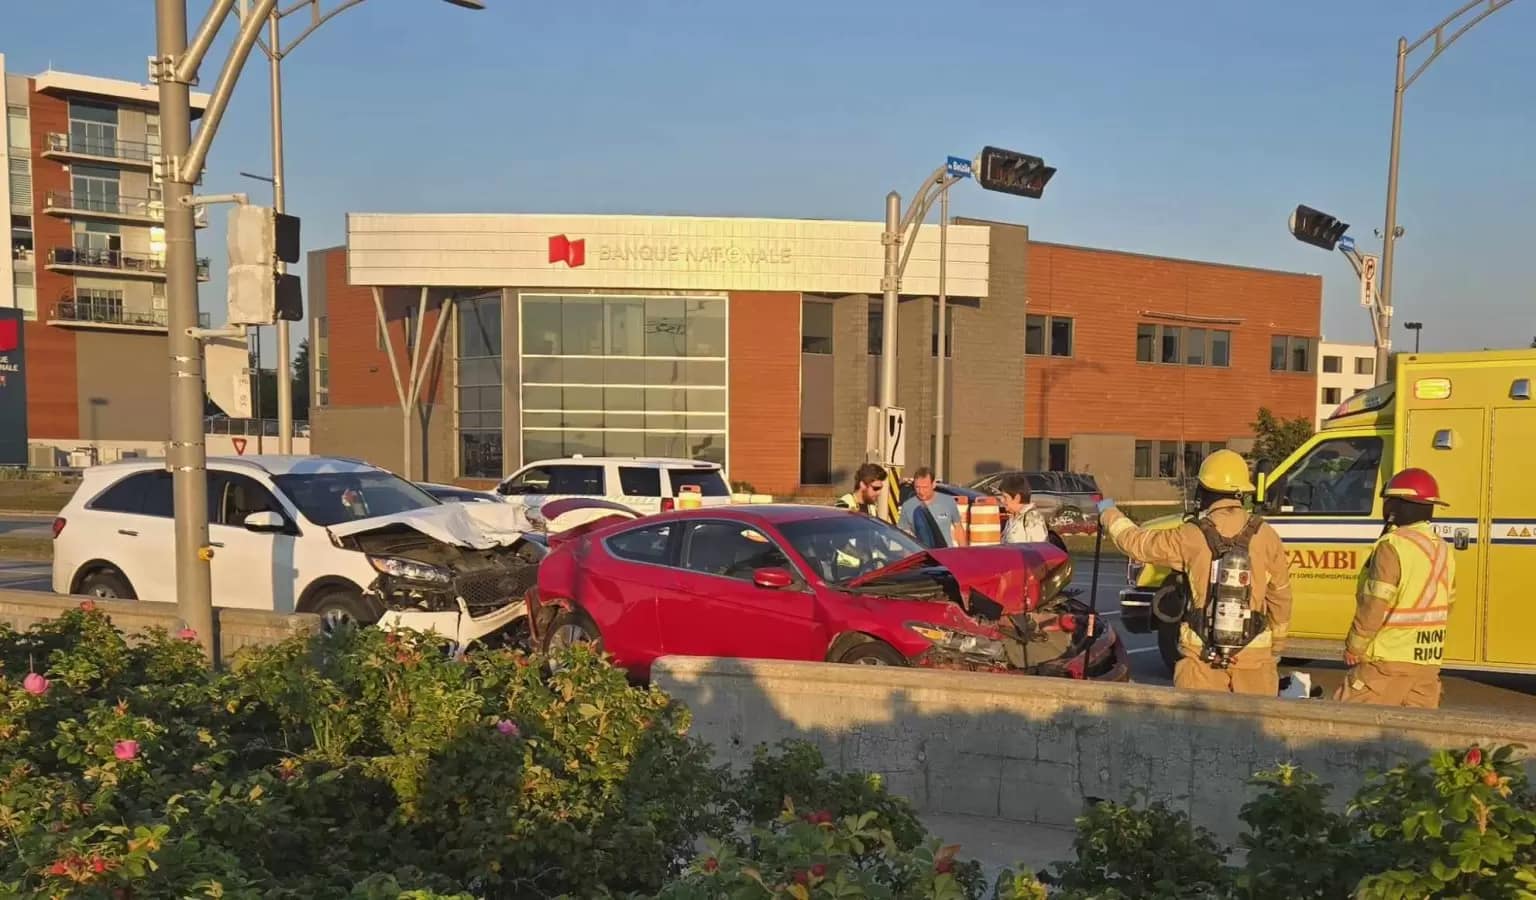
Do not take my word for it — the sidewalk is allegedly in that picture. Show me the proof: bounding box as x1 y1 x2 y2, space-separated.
921 813 1076 880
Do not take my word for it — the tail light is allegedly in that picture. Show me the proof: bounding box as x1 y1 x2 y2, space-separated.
1091 493 1103 504
52 517 66 539
1057 614 1078 633
660 498 675 512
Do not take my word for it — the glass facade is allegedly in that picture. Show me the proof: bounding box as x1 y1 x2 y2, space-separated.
519 294 728 466
457 294 504 479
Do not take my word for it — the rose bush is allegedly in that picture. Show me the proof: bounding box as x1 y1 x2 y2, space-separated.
2 608 1532 898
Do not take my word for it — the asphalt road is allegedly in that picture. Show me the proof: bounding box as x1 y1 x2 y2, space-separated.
1071 554 1536 716
0 560 50 591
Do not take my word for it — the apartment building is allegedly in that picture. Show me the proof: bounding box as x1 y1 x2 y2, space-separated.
309 212 1321 500
1316 340 1379 426
2 55 210 466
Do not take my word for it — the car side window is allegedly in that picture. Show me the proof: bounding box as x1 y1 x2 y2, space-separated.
548 465 605 495
681 521 792 582
619 467 661 497
90 471 153 514
139 471 175 518
503 466 554 494
208 472 287 527
606 524 673 565
1272 437 1383 516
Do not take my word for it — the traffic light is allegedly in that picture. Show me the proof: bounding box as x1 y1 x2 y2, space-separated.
1288 205 1349 251
227 205 302 325
975 146 1056 200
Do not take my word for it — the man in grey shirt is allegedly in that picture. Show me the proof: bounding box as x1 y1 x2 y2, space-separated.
897 467 968 547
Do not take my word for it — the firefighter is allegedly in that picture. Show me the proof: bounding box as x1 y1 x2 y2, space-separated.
1338 468 1455 709
835 463 888 517
1097 449 1294 696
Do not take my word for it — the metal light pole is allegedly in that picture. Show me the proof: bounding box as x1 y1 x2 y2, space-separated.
245 0 484 455
1405 320 1424 353
153 0 483 660
1378 0 1517 377
934 187 949 481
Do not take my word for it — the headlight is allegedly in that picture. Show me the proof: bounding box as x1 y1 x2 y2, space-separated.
906 623 1006 660
368 555 452 585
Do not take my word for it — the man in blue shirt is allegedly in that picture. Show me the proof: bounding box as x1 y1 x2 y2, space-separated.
898 467 967 547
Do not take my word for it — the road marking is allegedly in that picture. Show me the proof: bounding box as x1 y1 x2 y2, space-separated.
1127 646 1162 655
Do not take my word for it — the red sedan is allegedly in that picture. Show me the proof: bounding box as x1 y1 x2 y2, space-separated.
525 501 1128 682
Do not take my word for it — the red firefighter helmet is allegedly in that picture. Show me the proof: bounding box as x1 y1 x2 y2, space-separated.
1381 468 1449 507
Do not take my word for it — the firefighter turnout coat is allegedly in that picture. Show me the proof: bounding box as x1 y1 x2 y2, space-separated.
1347 521 1456 666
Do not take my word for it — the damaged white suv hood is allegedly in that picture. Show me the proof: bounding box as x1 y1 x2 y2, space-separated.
327 501 536 549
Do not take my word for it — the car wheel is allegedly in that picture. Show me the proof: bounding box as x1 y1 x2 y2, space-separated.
544 609 603 656
838 641 907 666
1157 620 1181 675
311 588 382 635
78 568 135 601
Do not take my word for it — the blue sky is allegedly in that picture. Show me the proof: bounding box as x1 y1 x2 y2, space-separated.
7 0 1534 360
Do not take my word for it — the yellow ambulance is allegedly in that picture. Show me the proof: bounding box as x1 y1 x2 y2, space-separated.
1119 349 1536 674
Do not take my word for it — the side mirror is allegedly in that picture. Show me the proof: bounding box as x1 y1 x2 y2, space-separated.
753 567 795 590
1254 458 1276 480
243 510 286 533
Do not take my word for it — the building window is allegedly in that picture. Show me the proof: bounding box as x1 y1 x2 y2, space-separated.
1355 356 1374 376
1137 323 1231 367
1160 326 1181 364
313 315 329 408
520 294 728 466
457 294 503 479
1135 439 1228 480
1322 355 1342 374
6 105 27 151
1048 439 1069 472
1136 324 1156 363
801 300 833 354
145 113 161 159
75 221 121 254
867 305 883 356
1023 437 1069 471
8 158 31 213
800 435 832 485
10 214 32 255
73 288 124 322
1322 387 1342 405
72 164 121 214
68 101 119 158
12 271 36 320
1271 335 1317 373
930 304 953 357
1026 314 1072 357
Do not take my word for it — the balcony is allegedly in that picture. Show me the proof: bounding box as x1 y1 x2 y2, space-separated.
41 132 155 169
46 247 211 282
48 299 210 334
41 191 208 228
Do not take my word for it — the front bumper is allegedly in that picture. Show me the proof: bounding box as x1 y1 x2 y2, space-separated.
1119 588 1156 634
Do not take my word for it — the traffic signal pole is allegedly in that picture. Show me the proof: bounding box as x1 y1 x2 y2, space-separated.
1376 38 1407 381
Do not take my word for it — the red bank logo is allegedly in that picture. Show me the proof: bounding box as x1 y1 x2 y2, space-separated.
0 319 17 353
548 234 586 268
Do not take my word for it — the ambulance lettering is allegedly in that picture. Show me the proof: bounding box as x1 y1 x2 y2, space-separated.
1413 629 1446 662
1284 549 1358 571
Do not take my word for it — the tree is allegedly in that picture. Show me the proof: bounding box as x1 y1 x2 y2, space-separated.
291 338 311 422
1249 407 1313 465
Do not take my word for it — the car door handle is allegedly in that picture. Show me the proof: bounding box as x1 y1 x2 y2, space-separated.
117 529 138 537
209 541 225 548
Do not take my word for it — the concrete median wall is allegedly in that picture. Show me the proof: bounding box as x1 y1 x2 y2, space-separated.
0 590 318 665
653 657 1536 843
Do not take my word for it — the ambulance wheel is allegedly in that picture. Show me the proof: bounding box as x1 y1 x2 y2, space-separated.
1157 621 1181 676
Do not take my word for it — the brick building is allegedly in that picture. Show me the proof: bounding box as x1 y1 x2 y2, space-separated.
2 55 211 467
309 212 1321 500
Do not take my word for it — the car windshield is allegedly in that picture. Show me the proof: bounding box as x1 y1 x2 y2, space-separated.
777 515 926 585
274 470 440 526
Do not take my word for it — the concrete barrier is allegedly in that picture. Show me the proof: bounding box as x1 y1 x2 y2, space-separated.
0 590 319 665
653 657 1536 843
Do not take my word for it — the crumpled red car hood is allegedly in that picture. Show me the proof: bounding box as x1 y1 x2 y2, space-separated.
844 544 1069 616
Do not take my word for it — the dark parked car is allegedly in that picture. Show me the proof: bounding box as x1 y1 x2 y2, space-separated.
526 500 1128 682
967 471 1102 534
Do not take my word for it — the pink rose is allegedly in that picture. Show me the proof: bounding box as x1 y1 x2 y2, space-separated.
177 628 197 642
113 740 140 761
80 599 96 612
23 673 49 696
495 720 520 738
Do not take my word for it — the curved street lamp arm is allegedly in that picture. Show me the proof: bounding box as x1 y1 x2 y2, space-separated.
277 0 370 57
899 166 950 235
897 173 964 277
1402 0 1517 91
182 0 279 180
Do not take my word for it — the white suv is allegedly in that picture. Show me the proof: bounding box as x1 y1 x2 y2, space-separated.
52 456 543 642
495 456 732 519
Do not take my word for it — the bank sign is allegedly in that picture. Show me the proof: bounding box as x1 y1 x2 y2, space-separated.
347 213 993 298
0 309 26 468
